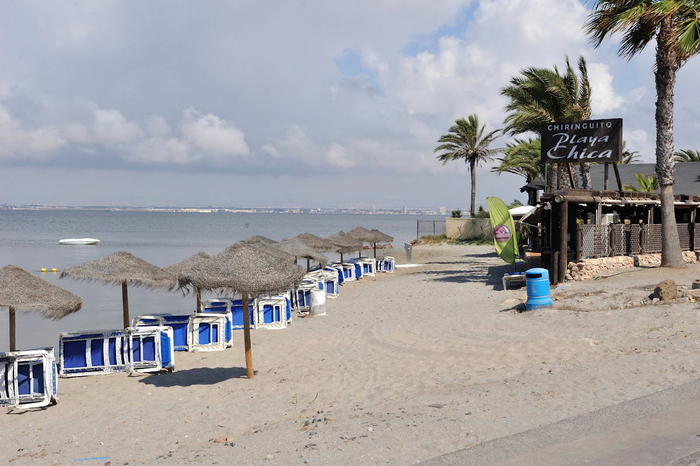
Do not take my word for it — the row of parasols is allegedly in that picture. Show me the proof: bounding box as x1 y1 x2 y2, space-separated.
0 227 393 379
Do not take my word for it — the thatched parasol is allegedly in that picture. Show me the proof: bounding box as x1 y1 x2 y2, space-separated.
181 241 305 378
275 237 329 271
369 229 394 258
164 252 211 311
0 264 82 351
295 233 338 253
346 227 377 258
240 235 278 247
325 231 364 262
60 251 177 328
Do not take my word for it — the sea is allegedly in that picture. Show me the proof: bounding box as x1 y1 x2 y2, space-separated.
0 209 444 352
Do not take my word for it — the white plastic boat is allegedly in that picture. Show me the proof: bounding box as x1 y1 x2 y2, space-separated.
58 238 100 245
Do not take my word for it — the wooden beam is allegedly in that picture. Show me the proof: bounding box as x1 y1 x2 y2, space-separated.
558 200 568 284
612 162 623 191
242 292 254 379
9 306 16 351
121 281 130 328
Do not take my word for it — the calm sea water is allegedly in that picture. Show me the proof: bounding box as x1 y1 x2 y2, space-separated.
0 209 444 351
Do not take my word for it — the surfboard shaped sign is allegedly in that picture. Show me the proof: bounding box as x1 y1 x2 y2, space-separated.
541 118 622 164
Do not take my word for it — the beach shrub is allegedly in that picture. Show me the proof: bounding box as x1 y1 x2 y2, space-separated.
451 209 462 218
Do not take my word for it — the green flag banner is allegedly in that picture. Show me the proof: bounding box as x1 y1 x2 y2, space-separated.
486 197 518 265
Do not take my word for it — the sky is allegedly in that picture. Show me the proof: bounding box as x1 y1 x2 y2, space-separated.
1 0 699 210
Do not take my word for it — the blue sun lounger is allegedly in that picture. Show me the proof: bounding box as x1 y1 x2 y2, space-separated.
204 298 255 331
133 313 232 351
380 256 396 273
255 296 289 329
0 348 58 409
58 327 174 377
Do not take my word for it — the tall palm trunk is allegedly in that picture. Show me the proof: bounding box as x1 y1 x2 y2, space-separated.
469 159 476 217
655 17 684 268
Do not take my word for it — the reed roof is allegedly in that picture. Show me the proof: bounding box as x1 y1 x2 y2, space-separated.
275 237 329 266
60 251 177 290
295 232 338 252
180 241 305 295
0 264 82 319
325 231 364 253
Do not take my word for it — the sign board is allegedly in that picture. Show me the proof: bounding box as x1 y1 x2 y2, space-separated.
541 118 622 164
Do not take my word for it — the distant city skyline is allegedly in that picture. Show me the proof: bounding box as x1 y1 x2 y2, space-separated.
0 1 697 210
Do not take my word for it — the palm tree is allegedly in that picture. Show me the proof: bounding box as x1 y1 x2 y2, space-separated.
623 173 659 192
501 55 592 188
586 1 700 268
622 141 643 163
674 148 700 162
435 115 502 217
492 138 545 182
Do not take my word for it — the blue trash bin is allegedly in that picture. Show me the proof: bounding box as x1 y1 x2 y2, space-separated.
525 268 553 311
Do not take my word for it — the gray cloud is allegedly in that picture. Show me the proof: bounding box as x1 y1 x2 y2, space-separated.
0 0 697 208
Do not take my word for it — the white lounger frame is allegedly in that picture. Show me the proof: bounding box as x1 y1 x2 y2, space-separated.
189 314 228 352
0 348 58 409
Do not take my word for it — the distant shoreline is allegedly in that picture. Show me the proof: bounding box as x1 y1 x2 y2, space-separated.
0 206 446 215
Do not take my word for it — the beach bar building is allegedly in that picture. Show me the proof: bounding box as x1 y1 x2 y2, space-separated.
529 119 700 284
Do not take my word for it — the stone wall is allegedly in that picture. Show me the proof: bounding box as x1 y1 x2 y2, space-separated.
446 218 492 241
566 251 700 281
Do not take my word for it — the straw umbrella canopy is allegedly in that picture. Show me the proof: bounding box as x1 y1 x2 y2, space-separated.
275 237 329 271
369 229 394 258
180 241 305 378
164 252 211 311
294 233 338 253
346 227 377 258
0 264 83 351
325 231 364 262
60 251 177 328
240 235 278 247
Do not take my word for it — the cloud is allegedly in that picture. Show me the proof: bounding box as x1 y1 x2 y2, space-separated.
0 0 697 207
0 106 67 159
588 62 624 114
179 108 249 159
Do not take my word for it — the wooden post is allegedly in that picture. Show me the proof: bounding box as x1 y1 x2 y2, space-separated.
575 223 583 262
609 224 615 257
196 287 202 311
556 165 562 190
640 225 647 255
242 292 254 379
416 220 419 240
612 163 623 191
566 163 576 188
558 200 568 284
121 281 130 328
9 306 16 351
692 208 697 251
602 162 609 190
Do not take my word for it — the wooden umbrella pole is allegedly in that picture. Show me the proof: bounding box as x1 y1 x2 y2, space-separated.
373 243 377 258
9 306 16 351
121 280 130 328
196 287 202 311
242 292 254 379
306 258 310 272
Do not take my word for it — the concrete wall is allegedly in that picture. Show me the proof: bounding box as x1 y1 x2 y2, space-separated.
446 218 492 241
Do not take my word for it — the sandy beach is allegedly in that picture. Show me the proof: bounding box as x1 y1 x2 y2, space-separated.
2 244 700 465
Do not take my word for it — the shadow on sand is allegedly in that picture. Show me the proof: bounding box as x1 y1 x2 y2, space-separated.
417 261 529 289
136 366 251 387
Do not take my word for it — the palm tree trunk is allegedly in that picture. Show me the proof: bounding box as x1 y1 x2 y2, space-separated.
469 160 476 217
655 17 684 268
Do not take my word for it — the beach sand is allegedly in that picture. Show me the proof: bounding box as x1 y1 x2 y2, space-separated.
2 244 700 465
